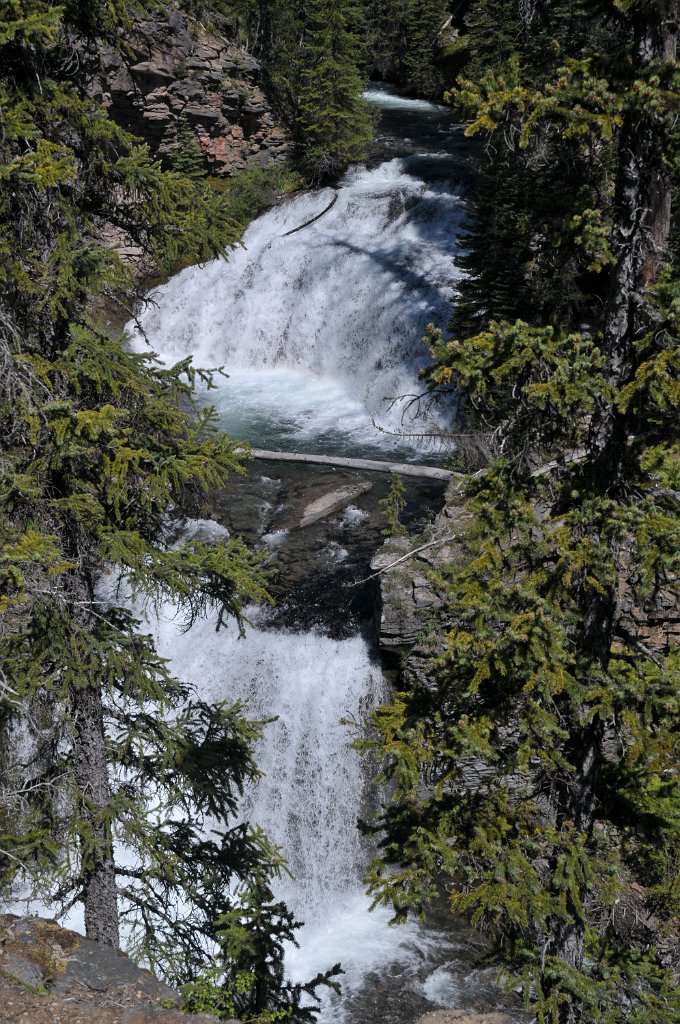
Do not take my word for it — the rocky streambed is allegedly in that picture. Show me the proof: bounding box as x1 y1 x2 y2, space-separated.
200 459 450 637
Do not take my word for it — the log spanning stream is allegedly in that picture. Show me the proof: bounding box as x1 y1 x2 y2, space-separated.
128 87 524 1023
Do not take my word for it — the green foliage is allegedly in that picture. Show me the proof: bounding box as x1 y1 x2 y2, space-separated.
362 3 680 1023
364 0 454 96
182 880 342 1021
210 164 305 225
363 0 452 98
379 474 408 537
363 0 411 82
254 0 372 181
171 117 207 181
446 0 626 339
401 0 449 97
294 0 373 180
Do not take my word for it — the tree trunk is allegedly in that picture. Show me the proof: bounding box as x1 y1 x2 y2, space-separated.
592 5 676 468
71 680 120 948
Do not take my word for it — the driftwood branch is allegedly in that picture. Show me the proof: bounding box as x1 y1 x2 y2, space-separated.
615 624 664 668
530 448 587 478
245 447 455 480
346 533 455 588
282 193 338 237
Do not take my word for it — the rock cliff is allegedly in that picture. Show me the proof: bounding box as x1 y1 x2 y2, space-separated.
372 477 680 670
371 478 466 668
91 7 291 177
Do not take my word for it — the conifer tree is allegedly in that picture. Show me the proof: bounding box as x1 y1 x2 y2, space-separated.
0 1 338 1014
296 0 373 180
250 0 372 180
402 0 449 97
171 116 208 180
362 3 680 1022
363 0 411 82
363 0 451 97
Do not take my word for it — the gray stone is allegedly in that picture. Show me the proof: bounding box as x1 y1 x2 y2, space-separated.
131 61 176 82
170 79 205 101
90 5 293 201
272 475 373 532
298 481 373 529
0 952 45 988
51 940 179 1000
183 104 223 124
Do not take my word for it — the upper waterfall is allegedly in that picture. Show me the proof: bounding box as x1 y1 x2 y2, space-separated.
128 94 466 459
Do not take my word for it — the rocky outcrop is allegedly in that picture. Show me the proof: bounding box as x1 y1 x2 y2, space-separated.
371 479 466 664
91 7 291 176
372 477 679 668
0 915 222 1024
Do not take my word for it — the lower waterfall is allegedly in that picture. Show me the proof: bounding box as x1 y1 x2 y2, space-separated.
148 607 438 1020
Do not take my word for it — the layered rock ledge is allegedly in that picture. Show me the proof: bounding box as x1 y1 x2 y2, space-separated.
91 8 291 176
371 479 467 667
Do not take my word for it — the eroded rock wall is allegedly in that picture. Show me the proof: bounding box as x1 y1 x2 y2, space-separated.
91 8 291 176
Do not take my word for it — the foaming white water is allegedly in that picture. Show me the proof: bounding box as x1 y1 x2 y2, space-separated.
151 608 380 918
362 88 447 112
145 603 441 1017
128 156 463 456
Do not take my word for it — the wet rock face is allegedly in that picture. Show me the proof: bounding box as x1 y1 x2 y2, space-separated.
91 8 291 176
0 915 222 1024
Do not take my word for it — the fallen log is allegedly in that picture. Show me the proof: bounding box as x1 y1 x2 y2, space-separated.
246 448 455 480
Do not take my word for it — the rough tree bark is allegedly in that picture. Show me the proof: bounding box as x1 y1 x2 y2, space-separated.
70 668 120 948
593 2 676 466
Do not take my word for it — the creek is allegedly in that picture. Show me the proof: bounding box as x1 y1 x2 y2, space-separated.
129 86 524 1023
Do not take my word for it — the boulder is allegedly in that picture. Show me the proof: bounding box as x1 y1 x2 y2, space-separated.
270 474 373 532
371 479 467 661
0 915 226 1024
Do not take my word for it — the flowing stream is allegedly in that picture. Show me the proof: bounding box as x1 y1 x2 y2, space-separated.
129 87 525 1022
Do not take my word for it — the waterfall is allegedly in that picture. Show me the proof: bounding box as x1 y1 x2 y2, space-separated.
128 133 465 458
148 605 437 1019
118 89 524 1022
